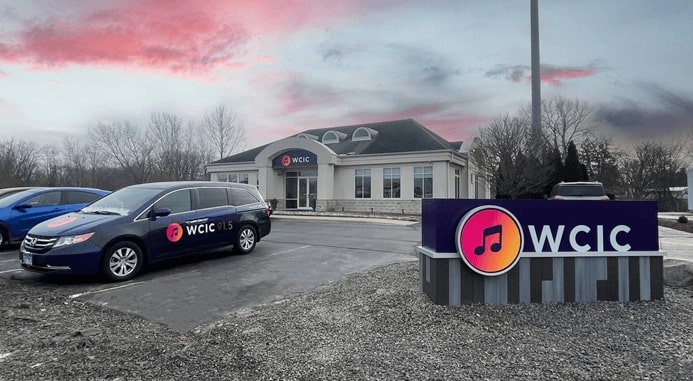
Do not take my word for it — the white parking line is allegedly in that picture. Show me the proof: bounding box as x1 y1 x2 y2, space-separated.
0 259 17 263
69 281 145 299
268 245 311 256
0 269 21 274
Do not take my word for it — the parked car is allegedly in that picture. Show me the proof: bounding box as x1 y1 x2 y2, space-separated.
549 181 609 200
0 187 109 248
20 181 272 281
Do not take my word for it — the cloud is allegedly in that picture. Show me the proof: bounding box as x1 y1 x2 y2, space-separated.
0 0 368 76
485 64 599 86
594 83 693 142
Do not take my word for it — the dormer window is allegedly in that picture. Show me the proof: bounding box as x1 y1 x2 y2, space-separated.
321 130 346 144
352 127 377 141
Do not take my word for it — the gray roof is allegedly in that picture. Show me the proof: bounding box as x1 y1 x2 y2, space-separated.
212 119 461 164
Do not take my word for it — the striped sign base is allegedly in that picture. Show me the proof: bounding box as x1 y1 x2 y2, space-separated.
418 249 664 305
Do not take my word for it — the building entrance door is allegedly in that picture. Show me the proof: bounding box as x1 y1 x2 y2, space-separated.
285 170 317 210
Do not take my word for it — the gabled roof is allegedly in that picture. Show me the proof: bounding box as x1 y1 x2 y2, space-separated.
212 119 459 164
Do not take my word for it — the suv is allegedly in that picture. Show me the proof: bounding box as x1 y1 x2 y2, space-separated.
19 181 271 281
0 187 109 248
549 182 609 201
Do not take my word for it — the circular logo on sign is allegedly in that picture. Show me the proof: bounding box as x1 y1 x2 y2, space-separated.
455 205 523 276
47 215 77 228
166 223 183 242
281 155 291 167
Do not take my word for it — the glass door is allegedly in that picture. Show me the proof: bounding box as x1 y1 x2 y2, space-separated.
298 178 309 208
285 170 317 210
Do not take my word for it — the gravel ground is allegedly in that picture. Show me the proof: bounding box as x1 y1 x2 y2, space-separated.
2 261 693 380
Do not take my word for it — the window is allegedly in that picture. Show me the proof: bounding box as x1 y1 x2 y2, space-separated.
219 173 249 184
64 191 102 204
383 168 400 198
454 168 460 199
26 191 60 206
354 169 371 198
414 166 433 198
197 188 229 209
230 188 261 206
322 131 339 144
153 190 193 214
352 127 376 141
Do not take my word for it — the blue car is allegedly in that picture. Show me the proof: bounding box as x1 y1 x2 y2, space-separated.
19 181 272 281
0 187 109 248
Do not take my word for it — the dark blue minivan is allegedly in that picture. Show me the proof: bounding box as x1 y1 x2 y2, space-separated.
20 182 271 281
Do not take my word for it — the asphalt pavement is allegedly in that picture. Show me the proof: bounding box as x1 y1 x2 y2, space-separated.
659 213 693 288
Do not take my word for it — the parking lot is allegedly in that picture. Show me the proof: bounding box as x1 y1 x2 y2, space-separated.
0 216 420 332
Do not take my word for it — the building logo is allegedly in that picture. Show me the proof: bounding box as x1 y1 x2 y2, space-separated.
281 154 292 167
456 205 523 276
166 223 183 242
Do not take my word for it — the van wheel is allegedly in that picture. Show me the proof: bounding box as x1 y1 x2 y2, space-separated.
102 241 143 281
234 225 257 254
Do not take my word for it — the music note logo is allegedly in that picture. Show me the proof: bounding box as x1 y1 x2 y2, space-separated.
166 223 183 242
474 224 502 255
456 205 523 276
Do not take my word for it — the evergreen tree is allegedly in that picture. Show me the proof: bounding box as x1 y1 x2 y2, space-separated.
564 141 586 181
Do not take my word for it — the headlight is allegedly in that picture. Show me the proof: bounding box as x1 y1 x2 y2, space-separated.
54 233 94 248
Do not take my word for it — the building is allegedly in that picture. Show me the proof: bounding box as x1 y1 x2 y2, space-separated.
204 119 489 214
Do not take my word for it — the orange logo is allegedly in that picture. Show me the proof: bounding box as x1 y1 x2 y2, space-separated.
456 206 523 276
166 223 183 242
281 155 291 167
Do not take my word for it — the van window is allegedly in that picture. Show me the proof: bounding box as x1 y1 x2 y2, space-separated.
229 188 260 206
197 188 229 209
153 190 193 214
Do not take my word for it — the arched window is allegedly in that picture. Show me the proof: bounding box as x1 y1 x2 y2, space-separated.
352 127 376 141
322 131 341 144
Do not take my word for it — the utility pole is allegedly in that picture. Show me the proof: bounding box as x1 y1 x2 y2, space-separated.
531 0 542 157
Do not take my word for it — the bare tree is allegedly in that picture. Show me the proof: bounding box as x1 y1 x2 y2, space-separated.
0 139 41 186
470 115 549 198
149 113 206 181
201 105 247 160
521 96 593 159
40 144 62 186
62 137 86 186
620 139 687 209
87 121 156 185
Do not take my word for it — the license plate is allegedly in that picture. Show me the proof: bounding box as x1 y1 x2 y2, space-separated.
22 253 32 266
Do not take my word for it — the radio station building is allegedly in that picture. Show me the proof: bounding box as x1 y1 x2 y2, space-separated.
204 119 489 215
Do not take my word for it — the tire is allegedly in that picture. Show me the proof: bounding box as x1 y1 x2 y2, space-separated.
234 225 257 254
101 241 143 281
0 228 7 249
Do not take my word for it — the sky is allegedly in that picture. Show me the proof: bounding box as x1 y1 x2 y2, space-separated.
1 0 692 153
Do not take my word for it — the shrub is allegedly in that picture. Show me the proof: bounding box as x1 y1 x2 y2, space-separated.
678 215 689 223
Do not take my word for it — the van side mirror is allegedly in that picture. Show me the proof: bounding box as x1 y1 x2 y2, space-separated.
149 207 171 219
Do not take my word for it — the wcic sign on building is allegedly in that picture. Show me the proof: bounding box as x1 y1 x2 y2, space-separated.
272 150 317 169
417 199 664 305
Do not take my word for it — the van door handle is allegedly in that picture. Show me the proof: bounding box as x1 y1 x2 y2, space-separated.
185 218 208 224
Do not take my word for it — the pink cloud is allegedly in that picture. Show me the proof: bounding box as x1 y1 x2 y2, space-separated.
486 64 599 86
539 67 597 86
0 0 366 76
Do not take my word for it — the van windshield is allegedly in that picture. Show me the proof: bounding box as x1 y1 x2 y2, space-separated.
81 187 161 216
